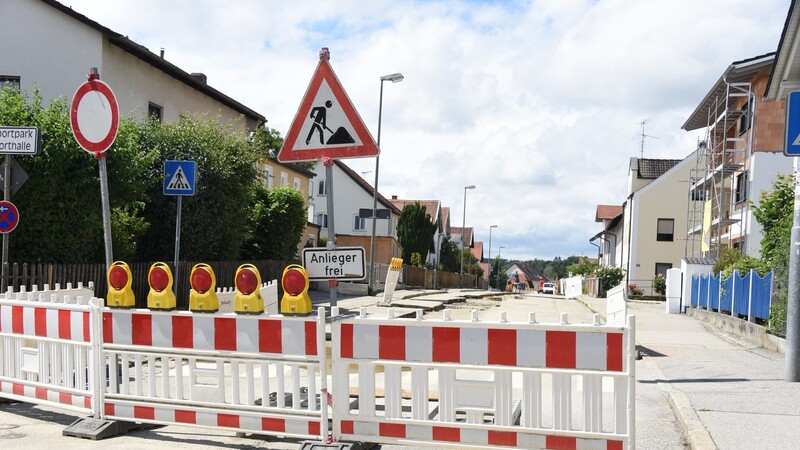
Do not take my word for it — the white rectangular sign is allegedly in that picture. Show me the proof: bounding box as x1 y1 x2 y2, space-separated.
0 127 41 155
302 247 366 280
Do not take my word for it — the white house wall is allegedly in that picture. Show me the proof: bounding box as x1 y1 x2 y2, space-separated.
1 0 103 105
745 151 794 257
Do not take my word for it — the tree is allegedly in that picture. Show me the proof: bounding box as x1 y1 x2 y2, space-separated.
1 87 155 262
135 115 260 261
459 248 484 278
396 202 438 265
241 186 307 261
438 235 459 272
568 259 598 276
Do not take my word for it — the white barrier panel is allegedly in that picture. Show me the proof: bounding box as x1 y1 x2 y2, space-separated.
563 276 582 299
0 295 99 415
606 284 627 327
3 281 96 304
331 309 635 449
100 307 328 440
218 280 279 314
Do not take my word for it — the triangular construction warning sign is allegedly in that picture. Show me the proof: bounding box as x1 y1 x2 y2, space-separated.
278 59 378 162
166 166 192 191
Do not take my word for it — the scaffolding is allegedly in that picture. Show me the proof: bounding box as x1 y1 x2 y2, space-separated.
686 81 754 259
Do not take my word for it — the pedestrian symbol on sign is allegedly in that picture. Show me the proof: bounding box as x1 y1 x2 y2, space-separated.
167 166 191 190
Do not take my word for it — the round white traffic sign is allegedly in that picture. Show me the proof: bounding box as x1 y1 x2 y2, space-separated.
70 79 119 155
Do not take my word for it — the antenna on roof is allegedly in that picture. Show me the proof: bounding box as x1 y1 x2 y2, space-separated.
640 120 659 158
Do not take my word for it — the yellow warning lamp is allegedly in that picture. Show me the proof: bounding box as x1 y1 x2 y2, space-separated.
147 262 176 310
234 264 265 314
107 261 135 308
280 264 312 316
189 263 219 313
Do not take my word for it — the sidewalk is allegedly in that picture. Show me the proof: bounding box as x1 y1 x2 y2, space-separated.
583 296 800 450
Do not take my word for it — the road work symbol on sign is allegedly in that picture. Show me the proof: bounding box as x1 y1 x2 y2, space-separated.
278 54 378 162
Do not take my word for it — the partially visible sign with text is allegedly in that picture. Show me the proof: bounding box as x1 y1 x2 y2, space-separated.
0 127 41 155
302 247 366 280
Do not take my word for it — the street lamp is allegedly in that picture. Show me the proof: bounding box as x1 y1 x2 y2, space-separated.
369 72 404 294
487 225 497 290
460 185 476 284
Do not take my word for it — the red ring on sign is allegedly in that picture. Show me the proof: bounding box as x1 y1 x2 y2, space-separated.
0 201 20 234
70 79 119 155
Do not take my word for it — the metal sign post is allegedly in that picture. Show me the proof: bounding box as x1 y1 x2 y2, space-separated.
324 159 337 308
97 155 113 271
163 160 197 297
2 155 10 292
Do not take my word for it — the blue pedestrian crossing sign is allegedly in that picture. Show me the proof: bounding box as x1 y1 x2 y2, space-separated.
163 160 197 196
786 92 800 156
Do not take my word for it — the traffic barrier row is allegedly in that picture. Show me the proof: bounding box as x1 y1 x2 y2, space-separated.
0 284 636 449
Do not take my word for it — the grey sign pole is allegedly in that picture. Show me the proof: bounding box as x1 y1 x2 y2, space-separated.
97 155 114 272
786 155 800 381
1 155 10 292
173 196 182 297
325 160 337 308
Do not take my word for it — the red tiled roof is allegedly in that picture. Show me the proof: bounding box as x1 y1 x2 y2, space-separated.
389 199 440 223
441 207 450 233
451 226 474 247
595 205 623 222
471 241 484 261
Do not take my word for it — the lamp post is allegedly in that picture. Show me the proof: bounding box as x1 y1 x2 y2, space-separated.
487 224 497 290
460 185 476 285
368 72 404 294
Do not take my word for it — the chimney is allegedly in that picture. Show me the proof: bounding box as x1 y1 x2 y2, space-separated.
391 195 398 200
190 73 207 85
160 48 165 58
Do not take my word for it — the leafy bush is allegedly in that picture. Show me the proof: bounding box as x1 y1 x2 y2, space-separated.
652 274 666 295
628 283 644 296
596 266 625 297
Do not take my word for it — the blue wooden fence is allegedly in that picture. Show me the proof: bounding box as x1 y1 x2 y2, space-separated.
690 270 773 321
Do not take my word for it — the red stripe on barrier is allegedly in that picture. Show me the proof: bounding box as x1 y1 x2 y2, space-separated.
341 323 353 358
172 316 193 348
84 396 91 409
134 405 155 420
547 435 577 450
607 333 624 372
259 319 282 353
58 310 71 340
175 410 196 424
433 327 460 363
262 417 285 432
102 312 113 343
379 325 405 360
35 387 47 400
59 392 71 405
341 420 354 434
432 426 460 442
218 413 239 428
305 321 317 356
132 314 152 346
380 423 406 438
308 421 320 436
83 311 91 342
608 440 624 450
12 305 23 334
546 330 576 369
214 318 237 351
105 403 115 416
12 383 23 396
488 430 517 446
488 328 517 366
34 308 47 337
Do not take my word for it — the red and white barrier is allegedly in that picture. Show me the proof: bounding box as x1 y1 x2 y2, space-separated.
332 308 635 449
99 308 328 441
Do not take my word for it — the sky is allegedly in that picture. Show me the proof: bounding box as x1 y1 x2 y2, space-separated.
62 0 789 261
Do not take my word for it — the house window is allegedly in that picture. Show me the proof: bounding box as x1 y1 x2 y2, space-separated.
315 213 328 229
293 177 301 190
656 218 674 242
148 102 163 122
0 76 20 91
739 98 752 134
308 234 316 247
308 180 314 197
354 215 366 231
655 262 672 277
264 166 273 187
280 172 288 187
691 189 706 201
735 171 748 204
318 180 326 196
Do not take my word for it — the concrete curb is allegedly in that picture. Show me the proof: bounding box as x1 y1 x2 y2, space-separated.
644 359 718 450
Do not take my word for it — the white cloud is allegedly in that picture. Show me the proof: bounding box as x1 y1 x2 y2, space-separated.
63 0 788 260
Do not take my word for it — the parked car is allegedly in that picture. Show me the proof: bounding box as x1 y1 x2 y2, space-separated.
542 282 556 295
